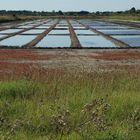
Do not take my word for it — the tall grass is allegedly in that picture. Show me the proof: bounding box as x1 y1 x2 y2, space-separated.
0 15 44 23
0 70 140 140
98 14 140 21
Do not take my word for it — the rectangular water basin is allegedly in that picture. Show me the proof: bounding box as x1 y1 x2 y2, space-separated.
27 24 39 26
0 29 22 34
75 30 96 35
0 35 37 47
90 25 130 29
80 21 117 26
22 21 34 25
69 21 78 24
42 24 53 26
88 23 117 26
36 35 71 48
99 29 140 35
35 26 50 29
78 35 117 48
59 20 68 24
49 30 70 35
57 23 68 26
55 26 69 29
17 25 33 29
71 24 83 27
21 29 45 34
74 27 86 30
112 35 140 47
47 21 57 25
0 35 7 39
18 22 32 26
57 24 68 26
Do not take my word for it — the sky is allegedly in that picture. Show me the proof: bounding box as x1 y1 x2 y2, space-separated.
0 0 140 12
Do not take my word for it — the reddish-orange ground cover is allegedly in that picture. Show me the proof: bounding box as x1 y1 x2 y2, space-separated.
0 49 57 61
89 50 140 60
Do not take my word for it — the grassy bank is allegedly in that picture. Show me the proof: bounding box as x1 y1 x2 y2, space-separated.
44 14 140 21
0 15 43 23
96 14 140 21
0 70 140 140
0 15 16 23
0 14 140 22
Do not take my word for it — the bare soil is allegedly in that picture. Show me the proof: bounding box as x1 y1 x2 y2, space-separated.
0 49 140 76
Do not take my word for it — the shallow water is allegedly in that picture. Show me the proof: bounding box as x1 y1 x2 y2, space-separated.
73 27 86 30
71 24 83 27
22 21 34 25
0 29 22 34
47 21 57 25
79 20 117 26
57 24 68 26
42 24 53 26
55 26 69 29
88 23 117 26
35 26 50 29
49 30 70 34
17 25 33 28
99 29 140 35
36 35 71 48
0 35 37 47
27 23 39 26
78 35 117 48
21 29 45 34
90 25 129 29
69 20 79 25
0 35 7 39
56 24 69 26
75 30 96 35
59 20 68 24
112 35 140 47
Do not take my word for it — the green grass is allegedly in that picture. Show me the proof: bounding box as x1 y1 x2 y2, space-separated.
0 15 44 23
0 71 140 140
97 14 140 21
46 14 140 21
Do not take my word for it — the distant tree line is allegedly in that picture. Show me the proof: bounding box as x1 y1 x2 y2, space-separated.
0 10 90 16
94 7 140 16
0 7 139 17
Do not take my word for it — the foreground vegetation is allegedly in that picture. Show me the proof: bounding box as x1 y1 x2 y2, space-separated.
0 69 140 140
